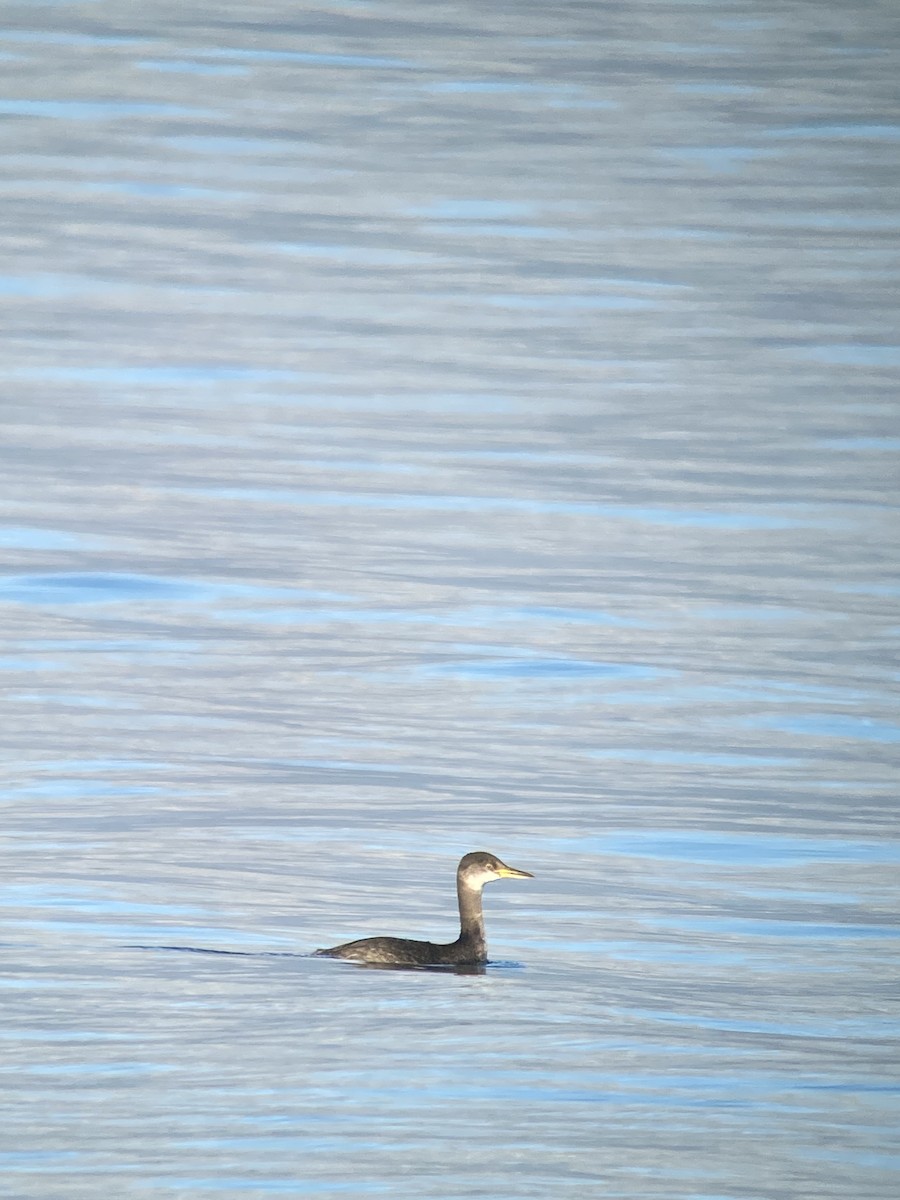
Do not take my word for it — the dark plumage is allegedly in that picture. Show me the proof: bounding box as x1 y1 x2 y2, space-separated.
314 851 533 967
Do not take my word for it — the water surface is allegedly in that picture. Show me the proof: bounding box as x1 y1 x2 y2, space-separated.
1 1 898 1197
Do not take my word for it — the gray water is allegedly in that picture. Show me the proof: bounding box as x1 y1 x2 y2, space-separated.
2 1 899 1197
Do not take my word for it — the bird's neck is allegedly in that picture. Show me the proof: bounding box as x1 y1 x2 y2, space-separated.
457 879 486 954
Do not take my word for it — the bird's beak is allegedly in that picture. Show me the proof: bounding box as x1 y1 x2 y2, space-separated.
497 864 534 879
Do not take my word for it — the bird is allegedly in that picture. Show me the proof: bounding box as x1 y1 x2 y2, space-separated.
313 850 533 967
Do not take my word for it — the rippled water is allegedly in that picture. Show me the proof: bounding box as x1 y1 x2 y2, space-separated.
2 1 899 1197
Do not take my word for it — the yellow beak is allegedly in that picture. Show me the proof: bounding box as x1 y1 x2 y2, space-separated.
496 864 534 879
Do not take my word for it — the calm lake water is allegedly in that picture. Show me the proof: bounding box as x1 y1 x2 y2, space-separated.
2 1 899 1197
